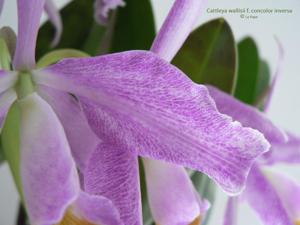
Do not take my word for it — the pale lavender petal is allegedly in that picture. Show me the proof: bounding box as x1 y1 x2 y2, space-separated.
71 191 122 225
94 0 125 25
19 93 79 225
223 198 238 225
244 165 293 225
33 51 270 194
44 0 62 47
0 71 18 93
151 0 207 62
265 170 300 221
264 38 284 112
0 89 17 128
84 142 140 225
207 85 287 143
143 159 205 225
259 132 300 165
13 0 45 70
37 85 100 171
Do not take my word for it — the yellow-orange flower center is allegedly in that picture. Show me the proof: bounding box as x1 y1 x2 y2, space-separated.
295 220 300 225
56 210 96 225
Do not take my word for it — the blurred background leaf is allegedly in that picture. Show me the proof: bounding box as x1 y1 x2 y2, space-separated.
234 37 260 104
172 18 237 94
109 0 156 52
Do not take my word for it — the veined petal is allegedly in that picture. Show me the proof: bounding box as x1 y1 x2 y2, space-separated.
0 71 18 93
58 191 122 225
259 132 300 165
244 165 293 225
13 0 45 70
264 170 300 222
0 88 17 128
33 51 270 194
84 142 140 225
143 159 206 225
94 0 125 25
19 93 79 225
151 0 207 62
207 85 287 143
44 0 62 47
37 85 100 171
223 198 238 225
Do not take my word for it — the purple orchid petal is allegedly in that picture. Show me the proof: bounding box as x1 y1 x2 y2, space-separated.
223 198 238 225
13 0 45 70
143 159 206 225
44 0 62 47
265 170 300 222
33 51 270 194
259 131 300 165
94 0 125 25
0 0 4 16
59 191 122 225
207 85 287 144
84 142 140 225
0 71 18 93
19 93 80 225
37 85 100 171
244 165 294 225
0 89 17 128
264 38 284 112
151 0 207 62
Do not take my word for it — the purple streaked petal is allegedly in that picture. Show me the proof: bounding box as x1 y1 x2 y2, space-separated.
265 170 300 221
207 85 287 143
0 89 17 128
264 38 284 112
0 71 18 93
13 0 45 70
143 159 205 225
37 85 100 171
44 0 62 47
223 198 238 225
84 142 140 225
70 191 122 225
244 165 293 225
94 0 125 25
151 0 207 62
19 93 79 225
259 132 300 165
34 51 270 194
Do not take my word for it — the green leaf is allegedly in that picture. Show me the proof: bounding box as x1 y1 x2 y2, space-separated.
234 37 260 104
191 172 216 225
1 102 23 196
172 18 237 94
109 0 156 52
0 138 5 165
36 0 95 58
0 26 16 59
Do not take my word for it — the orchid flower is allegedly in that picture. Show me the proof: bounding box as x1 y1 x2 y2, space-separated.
213 42 300 225
80 1 279 225
0 0 272 224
